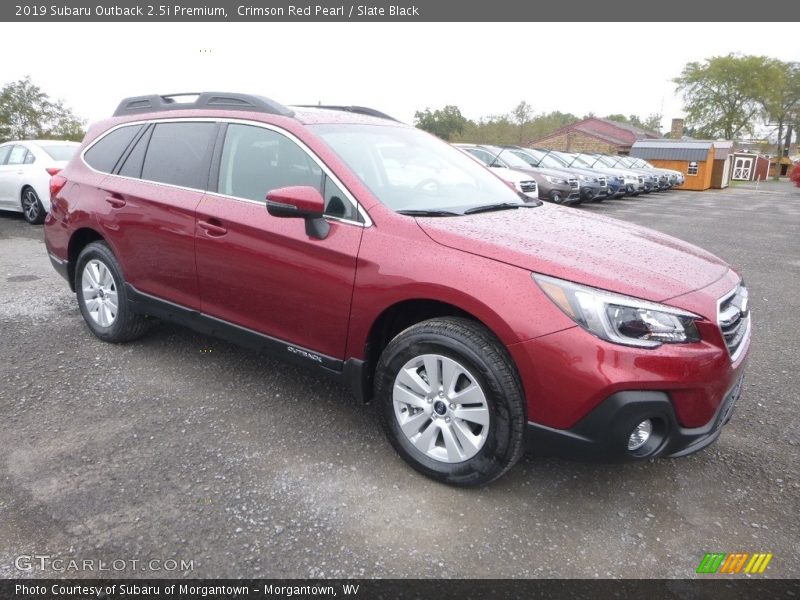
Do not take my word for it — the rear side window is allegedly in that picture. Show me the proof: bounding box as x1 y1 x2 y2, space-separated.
141 122 216 189
0 146 11 165
118 128 152 179
41 145 77 161
84 125 143 173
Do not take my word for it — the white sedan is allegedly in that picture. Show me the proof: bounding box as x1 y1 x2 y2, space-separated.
0 140 79 224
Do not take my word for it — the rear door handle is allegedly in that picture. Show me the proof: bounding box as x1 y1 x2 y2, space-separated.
104 194 126 208
198 219 227 236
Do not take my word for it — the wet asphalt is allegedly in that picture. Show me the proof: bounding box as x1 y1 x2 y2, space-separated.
0 179 798 579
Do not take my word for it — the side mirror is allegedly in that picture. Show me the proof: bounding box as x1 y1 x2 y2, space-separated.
266 186 329 240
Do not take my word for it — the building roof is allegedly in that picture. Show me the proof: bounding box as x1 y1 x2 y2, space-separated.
531 117 661 148
631 139 715 161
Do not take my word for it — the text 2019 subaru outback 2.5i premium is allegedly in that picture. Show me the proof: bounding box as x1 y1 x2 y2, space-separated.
44 93 751 486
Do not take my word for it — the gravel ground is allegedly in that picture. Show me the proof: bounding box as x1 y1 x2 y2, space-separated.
0 180 798 579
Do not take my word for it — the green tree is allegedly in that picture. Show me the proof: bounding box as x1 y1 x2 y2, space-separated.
0 76 85 142
413 105 468 141
758 59 800 178
673 54 769 140
511 100 534 144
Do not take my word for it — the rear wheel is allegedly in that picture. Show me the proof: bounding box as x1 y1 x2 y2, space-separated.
375 317 526 486
21 187 45 224
75 241 150 343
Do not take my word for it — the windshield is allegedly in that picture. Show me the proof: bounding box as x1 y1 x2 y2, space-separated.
483 147 533 170
41 144 77 161
559 153 593 169
588 155 617 168
311 124 525 213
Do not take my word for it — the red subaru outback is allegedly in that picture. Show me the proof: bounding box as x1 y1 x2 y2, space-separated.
44 93 751 486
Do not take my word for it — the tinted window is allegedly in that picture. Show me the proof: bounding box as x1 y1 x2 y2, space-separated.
141 122 216 189
41 145 77 161
0 146 11 165
218 124 322 203
84 125 142 173
118 128 151 178
7 146 28 165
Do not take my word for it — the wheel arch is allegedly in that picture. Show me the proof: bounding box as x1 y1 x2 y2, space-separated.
356 297 516 403
67 227 106 291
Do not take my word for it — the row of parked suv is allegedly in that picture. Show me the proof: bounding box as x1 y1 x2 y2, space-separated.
455 144 686 205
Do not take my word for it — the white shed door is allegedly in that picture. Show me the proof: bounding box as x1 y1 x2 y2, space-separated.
733 156 754 180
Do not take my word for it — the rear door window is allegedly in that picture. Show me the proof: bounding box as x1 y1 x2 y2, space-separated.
141 122 217 189
7 145 28 165
0 145 12 165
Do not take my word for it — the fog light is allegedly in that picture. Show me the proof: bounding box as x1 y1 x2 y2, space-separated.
628 419 653 451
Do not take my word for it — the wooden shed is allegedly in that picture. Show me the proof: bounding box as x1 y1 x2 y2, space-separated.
630 139 716 191
769 156 794 178
730 152 770 181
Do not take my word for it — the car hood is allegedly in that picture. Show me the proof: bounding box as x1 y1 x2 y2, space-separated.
416 204 729 302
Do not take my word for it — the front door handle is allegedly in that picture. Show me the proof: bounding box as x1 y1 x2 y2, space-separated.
198 219 228 236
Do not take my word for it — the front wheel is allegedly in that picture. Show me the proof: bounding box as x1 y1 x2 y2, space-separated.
21 187 45 224
375 317 526 486
75 241 150 343
550 191 563 204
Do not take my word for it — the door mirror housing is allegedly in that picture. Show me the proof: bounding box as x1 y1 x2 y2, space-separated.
266 186 329 239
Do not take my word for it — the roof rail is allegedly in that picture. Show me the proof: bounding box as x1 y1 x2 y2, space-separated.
295 104 398 122
113 92 295 118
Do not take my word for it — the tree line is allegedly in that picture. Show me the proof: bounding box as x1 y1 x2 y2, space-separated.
414 101 663 146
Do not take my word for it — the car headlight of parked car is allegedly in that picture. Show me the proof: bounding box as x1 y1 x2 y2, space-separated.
545 175 568 184
533 274 701 348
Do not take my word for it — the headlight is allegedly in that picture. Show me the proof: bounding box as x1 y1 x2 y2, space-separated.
533 274 701 348
545 175 568 184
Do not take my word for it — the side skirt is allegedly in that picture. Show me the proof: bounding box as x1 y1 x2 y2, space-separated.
125 284 368 402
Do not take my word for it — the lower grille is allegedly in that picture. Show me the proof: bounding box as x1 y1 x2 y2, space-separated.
717 283 750 361
520 181 537 194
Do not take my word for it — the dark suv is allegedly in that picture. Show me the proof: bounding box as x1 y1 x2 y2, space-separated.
45 92 751 486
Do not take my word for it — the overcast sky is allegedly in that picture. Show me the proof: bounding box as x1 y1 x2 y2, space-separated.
5 22 798 132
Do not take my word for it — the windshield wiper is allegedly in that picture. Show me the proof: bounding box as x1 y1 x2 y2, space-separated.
397 209 460 217
464 202 538 215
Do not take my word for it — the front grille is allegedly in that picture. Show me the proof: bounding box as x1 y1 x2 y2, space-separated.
569 178 579 189
717 283 750 361
637 176 644 184
520 181 537 194
598 177 607 187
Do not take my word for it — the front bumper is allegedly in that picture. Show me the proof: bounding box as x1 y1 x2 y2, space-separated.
526 374 744 460
579 182 601 200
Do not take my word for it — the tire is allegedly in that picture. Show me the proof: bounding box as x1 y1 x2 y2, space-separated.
375 317 526 486
550 191 563 204
21 187 45 225
75 241 150 343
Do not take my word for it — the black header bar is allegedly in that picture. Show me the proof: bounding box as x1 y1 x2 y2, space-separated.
3 0 798 22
